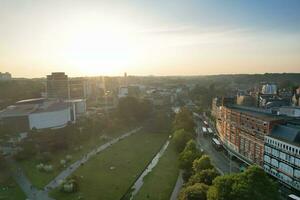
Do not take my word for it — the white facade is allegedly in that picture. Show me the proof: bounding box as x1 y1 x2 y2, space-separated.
28 107 71 129
279 107 300 117
264 136 300 191
65 99 86 116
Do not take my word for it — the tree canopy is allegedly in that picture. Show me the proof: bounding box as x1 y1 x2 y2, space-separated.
192 155 214 173
207 165 279 200
179 140 202 171
179 183 209 200
173 129 193 152
173 107 195 133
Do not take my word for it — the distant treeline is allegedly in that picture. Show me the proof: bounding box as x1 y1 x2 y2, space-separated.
0 79 44 109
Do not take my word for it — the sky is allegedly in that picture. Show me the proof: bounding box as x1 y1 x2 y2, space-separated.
0 0 300 78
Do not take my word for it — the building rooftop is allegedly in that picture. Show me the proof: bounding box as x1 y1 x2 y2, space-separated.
33 102 70 113
228 105 283 121
0 104 37 117
0 101 70 118
16 98 46 105
65 99 86 103
270 124 300 146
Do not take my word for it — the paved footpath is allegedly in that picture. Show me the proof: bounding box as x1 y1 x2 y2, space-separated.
45 127 142 191
8 127 142 200
8 158 54 200
170 170 183 200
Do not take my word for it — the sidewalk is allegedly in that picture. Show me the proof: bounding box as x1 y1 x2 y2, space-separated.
170 170 184 200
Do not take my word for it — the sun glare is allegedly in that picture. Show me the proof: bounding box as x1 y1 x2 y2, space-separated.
52 14 141 75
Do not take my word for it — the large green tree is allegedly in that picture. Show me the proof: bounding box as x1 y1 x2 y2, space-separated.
192 155 214 173
188 168 219 186
207 165 279 200
179 183 209 200
173 107 195 133
173 129 193 152
179 140 202 171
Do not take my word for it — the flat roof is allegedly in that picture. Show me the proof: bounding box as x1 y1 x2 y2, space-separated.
0 104 37 117
33 102 70 113
65 99 86 103
16 98 46 104
0 101 70 117
269 124 300 147
228 105 283 121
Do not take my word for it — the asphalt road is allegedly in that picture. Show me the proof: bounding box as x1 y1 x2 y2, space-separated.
195 119 240 174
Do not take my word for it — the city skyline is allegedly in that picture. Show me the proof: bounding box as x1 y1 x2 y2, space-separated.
1 0 300 78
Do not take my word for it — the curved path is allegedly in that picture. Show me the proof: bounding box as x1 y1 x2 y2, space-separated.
44 127 142 191
9 127 142 200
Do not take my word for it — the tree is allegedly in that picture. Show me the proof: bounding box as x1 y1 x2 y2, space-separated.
241 165 280 200
179 183 209 200
207 165 279 200
179 140 202 171
173 129 193 152
173 107 195 133
192 155 213 173
188 168 219 186
207 174 238 200
118 97 152 123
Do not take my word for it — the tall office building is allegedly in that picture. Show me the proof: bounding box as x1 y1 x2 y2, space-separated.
46 72 70 99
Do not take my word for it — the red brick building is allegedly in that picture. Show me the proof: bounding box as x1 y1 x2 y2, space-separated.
216 105 284 166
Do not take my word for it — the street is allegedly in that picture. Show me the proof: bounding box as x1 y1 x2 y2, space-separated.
195 117 240 174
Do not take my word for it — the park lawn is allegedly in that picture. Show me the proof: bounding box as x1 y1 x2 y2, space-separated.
50 131 169 200
18 129 127 189
133 140 179 200
0 179 26 200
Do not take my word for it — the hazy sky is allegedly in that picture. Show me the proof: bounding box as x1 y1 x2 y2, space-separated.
0 0 300 77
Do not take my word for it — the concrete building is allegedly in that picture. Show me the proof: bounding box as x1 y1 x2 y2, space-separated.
0 99 74 132
46 72 70 99
292 86 300 107
0 72 12 81
264 124 300 191
65 99 86 117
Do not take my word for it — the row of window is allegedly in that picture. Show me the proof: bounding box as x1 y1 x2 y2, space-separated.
264 165 300 189
266 137 300 155
265 146 300 167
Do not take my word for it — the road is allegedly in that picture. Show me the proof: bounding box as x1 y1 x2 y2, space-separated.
195 118 240 174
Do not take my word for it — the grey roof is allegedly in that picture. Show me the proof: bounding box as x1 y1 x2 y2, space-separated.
270 124 300 145
0 101 70 118
228 105 283 121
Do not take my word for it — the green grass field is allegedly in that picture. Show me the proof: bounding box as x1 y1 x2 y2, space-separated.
18 130 126 189
0 180 26 200
133 140 179 200
50 131 168 200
